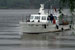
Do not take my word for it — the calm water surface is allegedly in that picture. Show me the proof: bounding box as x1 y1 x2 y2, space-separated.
0 9 75 50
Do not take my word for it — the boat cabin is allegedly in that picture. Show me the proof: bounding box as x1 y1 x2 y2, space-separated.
29 4 60 25
30 13 59 24
30 14 48 22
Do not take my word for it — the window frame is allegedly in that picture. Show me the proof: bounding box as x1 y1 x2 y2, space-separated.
41 16 46 20
35 16 40 20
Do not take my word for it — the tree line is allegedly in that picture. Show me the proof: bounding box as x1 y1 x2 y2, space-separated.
0 0 59 9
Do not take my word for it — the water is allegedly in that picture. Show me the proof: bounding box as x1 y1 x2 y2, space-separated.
0 9 75 50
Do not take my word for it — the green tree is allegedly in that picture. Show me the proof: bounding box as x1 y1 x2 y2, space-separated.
60 0 75 12
59 0 75 29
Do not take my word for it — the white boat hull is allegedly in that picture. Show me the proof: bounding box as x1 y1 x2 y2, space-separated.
19 22 70 33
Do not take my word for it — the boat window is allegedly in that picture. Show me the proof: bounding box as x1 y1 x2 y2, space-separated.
30 16 34 19
35 16 40 19
42 16 46 20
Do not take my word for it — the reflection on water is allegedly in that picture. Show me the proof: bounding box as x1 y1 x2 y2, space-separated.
21 30 75 48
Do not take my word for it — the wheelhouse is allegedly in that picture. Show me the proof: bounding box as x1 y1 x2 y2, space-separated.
30 14 48 22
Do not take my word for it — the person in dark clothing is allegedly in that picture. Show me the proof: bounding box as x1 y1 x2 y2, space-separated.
47 16 50 21
50 14 54 23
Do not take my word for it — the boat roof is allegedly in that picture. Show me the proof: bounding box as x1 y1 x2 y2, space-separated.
31 14 48 16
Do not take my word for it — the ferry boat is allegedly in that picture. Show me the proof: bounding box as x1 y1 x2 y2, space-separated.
19 4 71 33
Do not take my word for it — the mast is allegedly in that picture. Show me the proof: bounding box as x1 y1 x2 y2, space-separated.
48 2 50 15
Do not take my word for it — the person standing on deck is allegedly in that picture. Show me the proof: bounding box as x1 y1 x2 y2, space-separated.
49 14 54 23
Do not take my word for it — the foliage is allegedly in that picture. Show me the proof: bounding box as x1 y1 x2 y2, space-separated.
0 0 60 9
59 0 75 12
0 0 48 9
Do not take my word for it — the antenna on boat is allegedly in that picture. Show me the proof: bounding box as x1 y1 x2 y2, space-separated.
50 5 53 14
47 0 53 15
48 0 51 15
48 3 50 15
42 0 51 15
